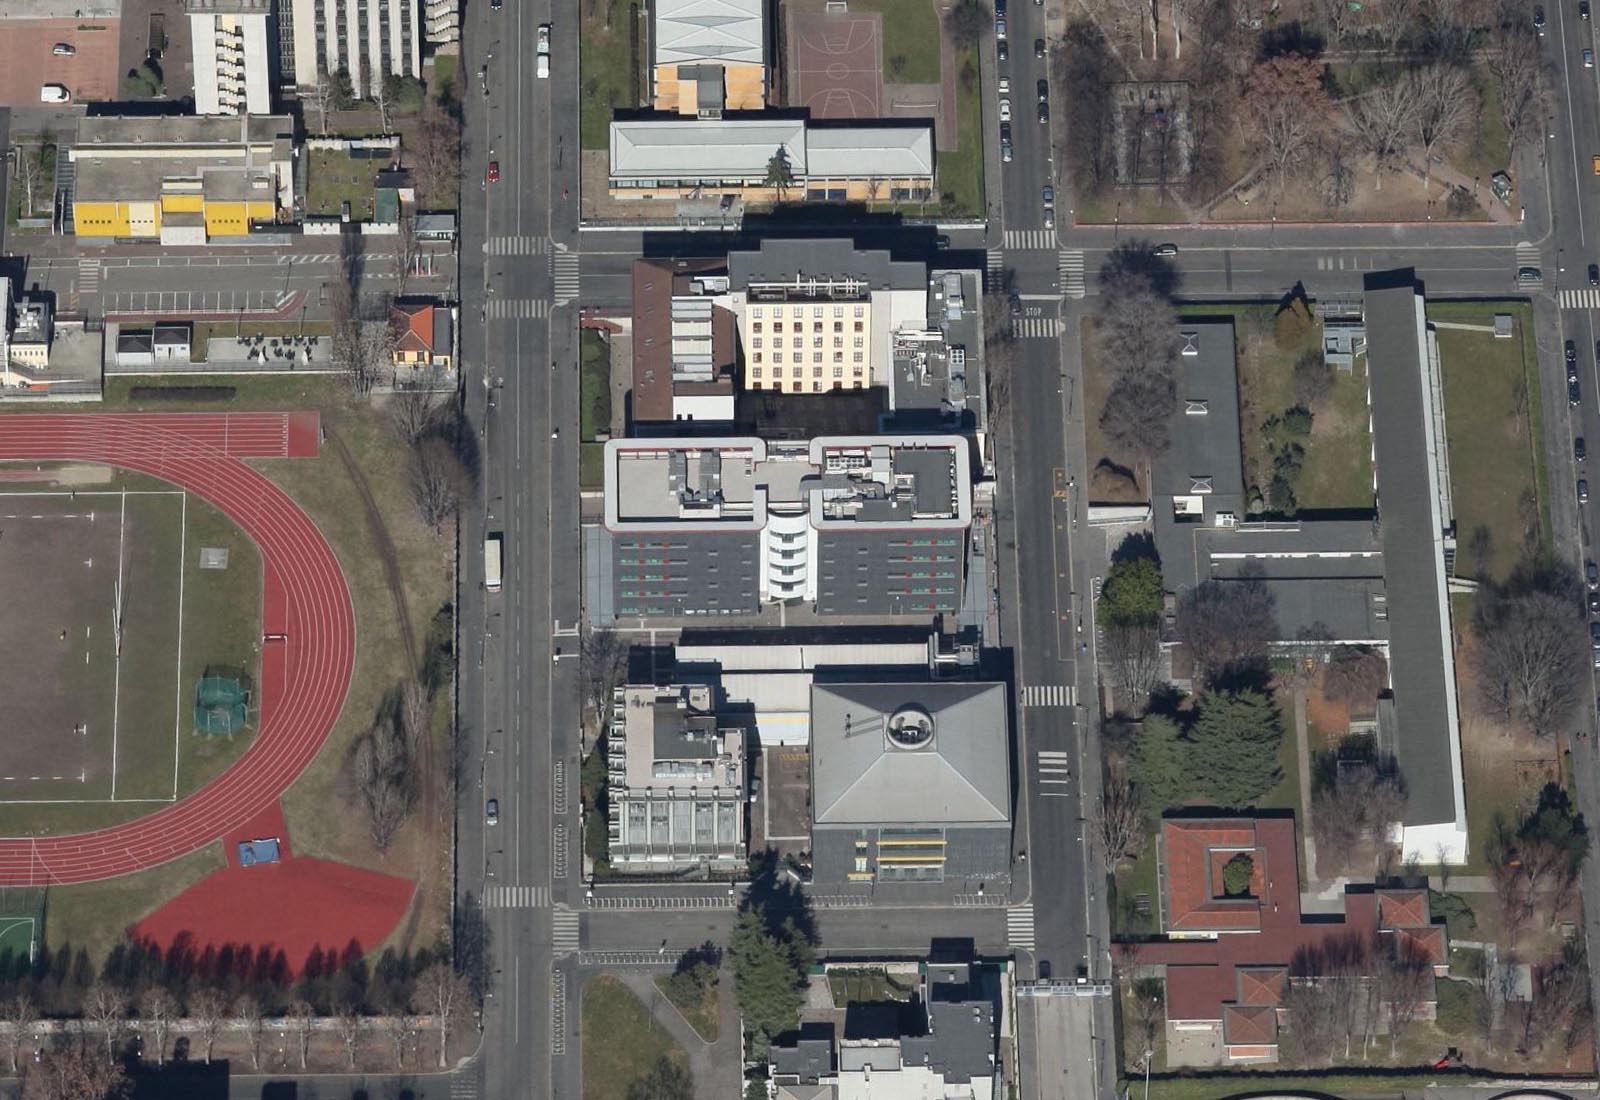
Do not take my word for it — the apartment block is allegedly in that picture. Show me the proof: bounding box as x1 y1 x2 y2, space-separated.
187 0 275 115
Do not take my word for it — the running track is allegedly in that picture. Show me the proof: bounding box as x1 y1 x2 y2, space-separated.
0 413 354 884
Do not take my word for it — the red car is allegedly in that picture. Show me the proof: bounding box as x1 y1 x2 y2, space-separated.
487 161 501 183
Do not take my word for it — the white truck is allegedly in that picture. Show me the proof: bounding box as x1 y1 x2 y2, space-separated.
537 24 550 78
485 532 504 593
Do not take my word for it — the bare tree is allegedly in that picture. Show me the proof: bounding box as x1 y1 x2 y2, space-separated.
1127 976 1164 1061
4 992 34 1073
395 211 420 297
1283 977 1340 1065
1173 573 1279 687
82 983 126 1065
1348 76 1420 190
189 988 227 1064
289 999 315 1070
1370 0 1420 53
1471 586 1588 736
391 1009 419 1068
308 68 336 136
1096 248 1181 469
1241 56 1334 193
20 1047 127 1100
354 698 416 852
417 962 469 1068
1311 761 1407 874
1094 761 1148 874
1486 816 1534 951
581 628 628 735
334 1002 362 1068
139 987 174 1066
413 99 463 208
409 435 468 534
1105 621 1162 705
1322 645 1388 707
1374 936 1432 1054
232 993 266 1071
1412 64 1471 189
12 145 43 219
372 70 394 133
390 386 439 444
1527 942 1592 1060
1488 21 1546 161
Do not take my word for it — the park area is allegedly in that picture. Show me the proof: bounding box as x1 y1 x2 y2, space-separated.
583 975 692 1100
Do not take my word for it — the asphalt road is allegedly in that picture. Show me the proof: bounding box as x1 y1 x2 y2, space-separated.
453 0 583 1098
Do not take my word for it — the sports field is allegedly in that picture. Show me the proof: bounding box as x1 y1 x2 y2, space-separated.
0 486 261 829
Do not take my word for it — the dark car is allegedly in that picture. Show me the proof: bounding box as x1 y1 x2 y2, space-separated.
1009 292 1022 317
1572 377 1584 406
1037 78 1049 102
1585 1 1592 19
997 39 1009 61
1588 560 1599 590
1589 590 1599 614
1580 478 1590 505
1579 436 1589 462
486 798 499 825
491 0 501 9
1153 243 1179 257
1536 5 1547 32
1034 37 1046 57
1567 339 1577 364
1590 263 1599 286
1591 622 1600 648
1000 121 1012 142
1038 101 1050 123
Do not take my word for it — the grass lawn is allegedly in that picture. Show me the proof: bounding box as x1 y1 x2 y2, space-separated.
580 1 643 151
1129 1071 1494 1100
1457 66 1512 186
842 0 941 84
307 148 380 220
828 967 915 1005
1179 304 1375 514
581 442 606 493
935 51 986 218
655 972 720 1041
431 54 458 97
1429 301 1547 582
583 975 690 1100
1110 833 1160 937
581 329 612 441
45 843 225 963
97 375 456 957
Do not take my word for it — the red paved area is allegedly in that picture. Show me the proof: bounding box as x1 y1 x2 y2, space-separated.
0 413 354 884
788 9 882 119
0 19 121 106
129 855 414 977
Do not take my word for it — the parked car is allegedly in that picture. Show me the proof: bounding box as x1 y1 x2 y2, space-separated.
487 160 501 183
1566 339 1576 364
1590 263 1599 286
1580 478 1590 504
1578 436 1588 462
486 798 499 825
1589 589 1599 614
1000 121 1011 142
51 42 75 55
38 84 69 103
1042 184 1054 206
1037 78 1049 102
995 16 1007 38
1034 37 1046 57
1572 377 1583 406
1590 622 1600 648
748 777 762 804
1043 208 1055 229
999 98 1011 121
1584 0 1592 20
490 0 501 9
1001 139 1013 162
1037 101 1049 123
1587 560 1598 590
1535 5 1547 32
1153 243 1179 257
997 40 1008 61
998 76 1010 95
1586 47 1594 67
538 23 551 54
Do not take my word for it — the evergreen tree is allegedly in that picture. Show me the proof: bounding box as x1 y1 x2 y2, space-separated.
1100 558 1164 627
1188 690 1283 807
1130 713 1187 817
730 909 807 1054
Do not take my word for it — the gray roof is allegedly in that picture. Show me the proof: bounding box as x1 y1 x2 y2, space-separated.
610 119 806 181
771 1028 836 1084
902 999 996 1084
1155 321 1246 509
1363 277 1462 831
728 238 927 292
806 127 934 178
654 0 765 67
810 682 1009 825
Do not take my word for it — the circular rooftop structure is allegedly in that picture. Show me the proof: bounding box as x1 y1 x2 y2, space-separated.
886 704 936 749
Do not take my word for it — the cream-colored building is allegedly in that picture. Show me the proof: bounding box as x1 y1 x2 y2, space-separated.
186 0 274 115
652 0 765 115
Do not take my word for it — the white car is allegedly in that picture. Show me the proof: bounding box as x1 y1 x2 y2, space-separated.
51 43 76 56
999 98 1011 122
39 84 70 103
537 23 551 55
998 76 1010 95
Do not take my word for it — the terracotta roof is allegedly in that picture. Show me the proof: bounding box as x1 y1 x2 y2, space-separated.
1163 819 1274 933
1389 925 1446 965
1222 1004 1278 1047
631 257 736 424
1165 965 1228 1021
1377 888 1429 929
1235 966 1286 1006
391 302 437 355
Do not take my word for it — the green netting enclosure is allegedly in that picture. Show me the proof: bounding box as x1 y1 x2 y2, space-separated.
194 675 250 735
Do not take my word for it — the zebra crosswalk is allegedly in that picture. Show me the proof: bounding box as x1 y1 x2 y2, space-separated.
986 248 1006 286
1020 684 1074 707
486 298 550 320
450 1070 481 1098
1003 228 1057 250
1059 249 1085 299
552 252 581 305
1007 904 1036 951
1036 749 1074 797
552 905 581 955
1013 316 1062 339
77 258 101 296
483 883 550 909
486 234 550 256
1561 289 1600 310
1516 241 1543 289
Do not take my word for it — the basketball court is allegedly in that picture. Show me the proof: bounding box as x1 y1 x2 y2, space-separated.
788 2 885 119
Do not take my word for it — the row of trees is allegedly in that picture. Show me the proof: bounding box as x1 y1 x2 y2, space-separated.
730 865 815 1056
1129 689 1286 814
1283 930 1438 1062
1095 245 1181 473
1470 558 1590 737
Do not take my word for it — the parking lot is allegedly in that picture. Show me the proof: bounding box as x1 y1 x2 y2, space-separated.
0 11 120 107
752 746 811 859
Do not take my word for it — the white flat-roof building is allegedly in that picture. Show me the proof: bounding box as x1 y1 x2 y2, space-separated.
286 0 420 96
186 0 274 115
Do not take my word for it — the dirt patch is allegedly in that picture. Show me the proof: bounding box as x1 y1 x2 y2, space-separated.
1303 684 1350 745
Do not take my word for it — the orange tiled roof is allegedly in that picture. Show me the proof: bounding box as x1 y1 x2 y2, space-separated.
391 303 437 355
1235 966 1286 1006
1390 925 1447 964
1377 889 1429 930
1222 1004 1278 1047
1163 819 1265 933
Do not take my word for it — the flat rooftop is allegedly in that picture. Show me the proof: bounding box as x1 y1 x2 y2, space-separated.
75 114 294 148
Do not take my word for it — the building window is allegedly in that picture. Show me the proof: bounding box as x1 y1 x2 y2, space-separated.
833 366 844 378
813 366 823 377
833 337 842 348
854 305 864 318
812 307 823 319
853 336 863 348
854 321 864 332
853 352 863 363
773 352 783 363
752 322 762 333
752 367 762 378
751 307 763 318
773 321 782 332
752 337 762 349
792 336 802 349
812 336 822 348
753 353 762 363
833 305 843 318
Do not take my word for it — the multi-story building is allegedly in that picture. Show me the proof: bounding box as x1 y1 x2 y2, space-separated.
285 0 420 96
593 434 972 621
186 0 275 115
631 258 739 427
420 0 457 52
651 0 765 115
69 115 294 243
606 684 747 871
809 681 1010 886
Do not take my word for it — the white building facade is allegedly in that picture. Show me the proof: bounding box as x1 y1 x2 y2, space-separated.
287 0 421 96
187 0 276 115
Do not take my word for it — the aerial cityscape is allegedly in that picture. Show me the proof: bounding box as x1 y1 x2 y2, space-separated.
0 0 1599 1098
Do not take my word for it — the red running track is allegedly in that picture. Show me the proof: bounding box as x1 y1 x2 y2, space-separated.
0 413 354 884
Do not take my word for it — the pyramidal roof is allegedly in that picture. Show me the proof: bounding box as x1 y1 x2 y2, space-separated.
810 682 1009 826
654 0 766 67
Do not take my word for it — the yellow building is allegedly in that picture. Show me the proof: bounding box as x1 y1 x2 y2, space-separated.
651 0 766 115
608 118 934 204
70 115 294 243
